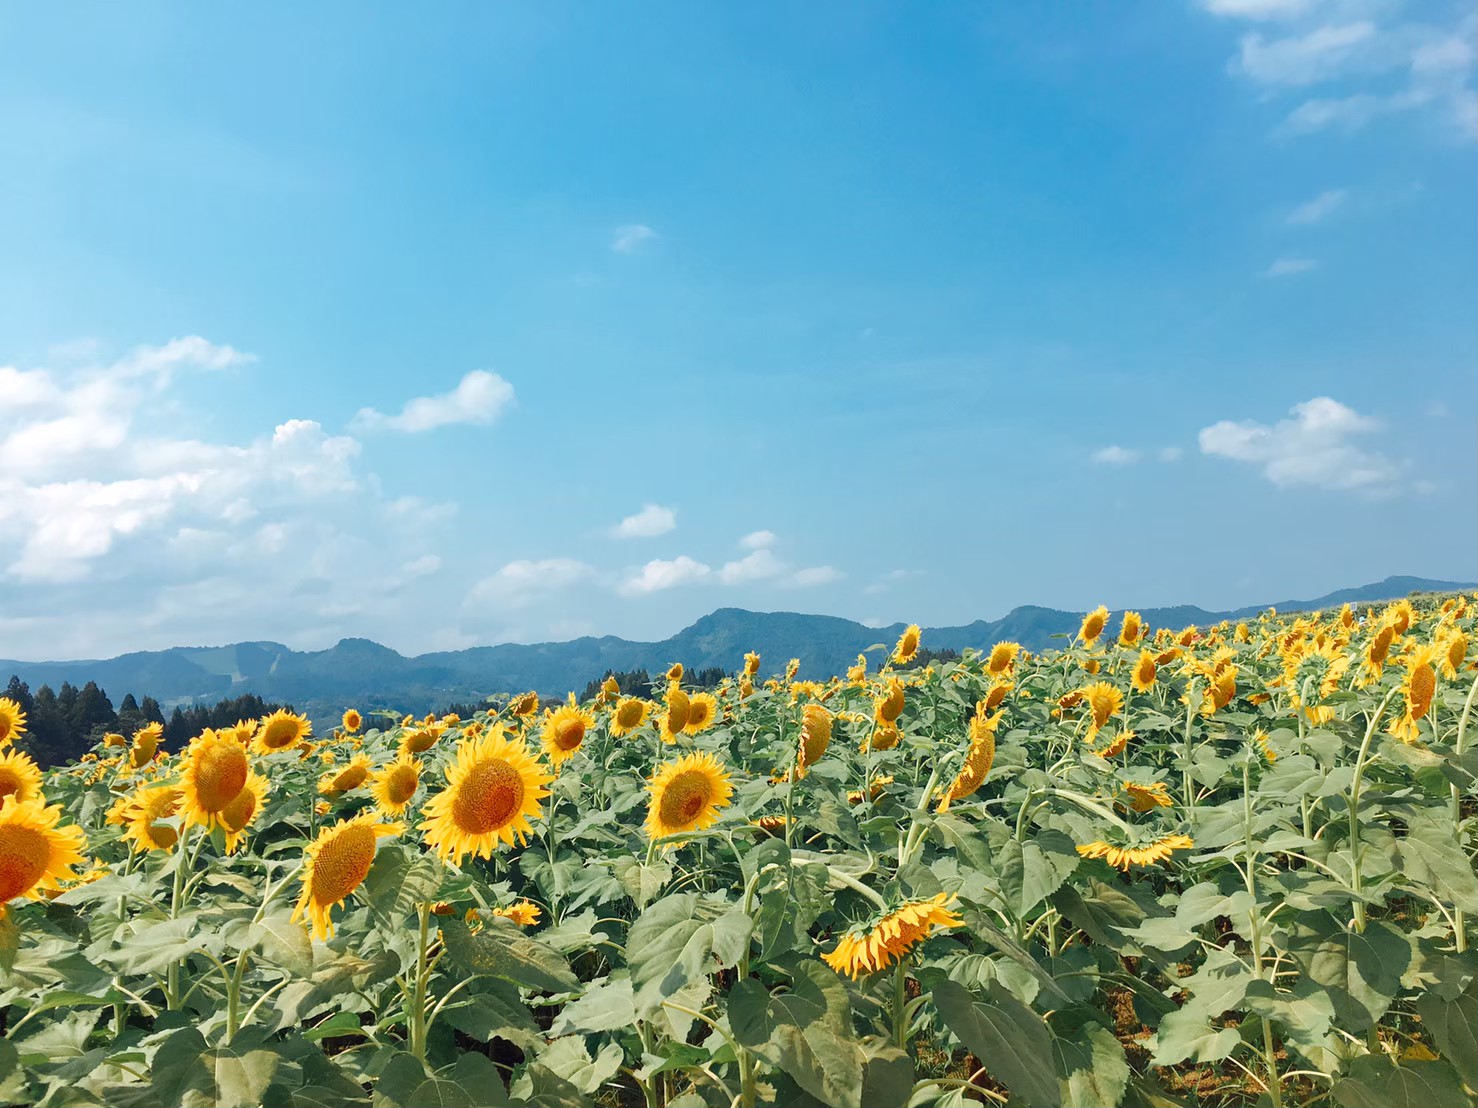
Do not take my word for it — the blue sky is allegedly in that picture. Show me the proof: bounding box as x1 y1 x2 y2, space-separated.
1 0 1474 659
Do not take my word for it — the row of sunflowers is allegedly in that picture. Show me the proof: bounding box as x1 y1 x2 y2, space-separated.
0 593 1473 1106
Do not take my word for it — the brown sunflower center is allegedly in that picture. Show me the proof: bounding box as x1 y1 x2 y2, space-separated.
385 765 419 805
453 759 523 833
194 744 248 812
260 719 300 749
333 765 369 793
310 825 377 908
658 771 712 829
616 702 643 728
404 730 436 753
0 826 51 902
0 769 28 803
1409 664 1436 719
222 788 258 833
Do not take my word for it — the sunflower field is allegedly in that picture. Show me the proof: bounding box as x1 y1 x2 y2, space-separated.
0 595 1474 1108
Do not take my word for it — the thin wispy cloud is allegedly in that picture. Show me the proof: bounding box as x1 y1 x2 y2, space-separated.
1263 256 1319 277
1092 445 1140 465
611 223 657 253
1286 188 1347 224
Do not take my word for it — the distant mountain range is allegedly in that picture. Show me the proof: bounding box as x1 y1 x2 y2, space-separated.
3 575 1470 720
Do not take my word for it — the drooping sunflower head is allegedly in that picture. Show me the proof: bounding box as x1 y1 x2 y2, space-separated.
0 698 28 748
540 704 596 766
1441 631 1469 679
821 893 963 980
683 693 718 735
743 652 761 677
1082 682 1123 736
491 900 542 927
292 811 401 941
796 705 833 777
0 796 87 912
319 753 374 797
122 785 183 853
1079 606 1109 646
610 697 650 737
341 709 362 734
1251 729 1277 765
252 710 312 755
874 679 905 725
400 722 443 756
866 720 902 753
986 641 1021 676
1077 833 1194 871
661 688 691 742
420 728 554 863
1123 780 1173 813
1386 599 1415 635
666 662 685 683
179 728 251 829
1118 611 1144 647
510 692 540 718
892 625 922 666
785 658 801 681
1131 650 1158 692
1201 665 1238 716
1389 643 1441 742
937 713 997 813
219 770 269 854
0 749 43 807
646 752 734 842
129 722 165 768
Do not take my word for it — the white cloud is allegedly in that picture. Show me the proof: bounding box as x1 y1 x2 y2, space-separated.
1092 445 1140 465
1286 188 1347 224
1263 256 1320 277
1199 396 1407 492
353 370 514 433
400 555 441 579
1158 446 1185 463
467 558 595 607
1200 0 1314 19
789 566 844 588
619 555 711 595
739 529 777 550
719 548 786 585
1236 22 1377 86
610 503 677 539
611 224 657 253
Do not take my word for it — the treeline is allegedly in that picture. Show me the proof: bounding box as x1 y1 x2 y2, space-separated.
2 674 288 768
577 666 728 702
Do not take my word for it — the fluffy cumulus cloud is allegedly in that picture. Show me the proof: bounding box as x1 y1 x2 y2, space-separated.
466 558 597 608
1201 0 1477 140
1092 445 1140 465
0 338 458 657
610 503 677 539
619 555 711 595
1199 396 1410 493
353 370 514 433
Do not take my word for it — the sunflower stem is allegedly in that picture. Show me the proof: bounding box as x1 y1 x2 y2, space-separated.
1450 671 1478 952
892 959 909 1050
1348 686 1399 933
1181 680 1199 822
408 901 431 1059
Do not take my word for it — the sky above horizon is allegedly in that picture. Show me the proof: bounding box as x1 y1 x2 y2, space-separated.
1 0 1475 661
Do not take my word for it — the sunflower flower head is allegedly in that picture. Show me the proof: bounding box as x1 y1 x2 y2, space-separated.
292 812 401 940
0 797 87 914
0 699 28 749
822 893 963 980
420 727 554 862
892 625 922 666
540 703 596 766
646 752 734 842
179 728 251 830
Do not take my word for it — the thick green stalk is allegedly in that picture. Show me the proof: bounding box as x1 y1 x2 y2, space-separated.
1348 687 1399 932
1451 672 1478 951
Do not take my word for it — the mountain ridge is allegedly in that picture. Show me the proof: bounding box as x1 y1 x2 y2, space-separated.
3 575 1470 716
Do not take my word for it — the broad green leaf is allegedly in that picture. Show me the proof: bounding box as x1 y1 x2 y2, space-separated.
995 829 1079 917
438 916 578 994
1053 1022 1129 1108
1415 989 1478 1089
1331 1055 1471 1108
931 979 1058 1108
1286 913 1411 1031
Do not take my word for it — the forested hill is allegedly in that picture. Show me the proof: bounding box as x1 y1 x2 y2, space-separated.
2 575 1468 738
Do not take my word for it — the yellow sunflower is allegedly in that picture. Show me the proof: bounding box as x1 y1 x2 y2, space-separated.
1251 729 1277 765
1440 631 1468 679
219 770 269 854
892 625 921 666
666 662 685 683
420 728 554 862
646 752 734 841
129 722 165 768
401 723 443 756
1091 729 1132 758
509 692 540 718
318 753 374 797
1081 682 1123 739
491 900 542 927
370 755 423 817
0 698 28 748
122 785 183 853
292 812 401 941
865 720 902 753
822 893 963 980
661 688 691 743
252 709 312 755
937 709 998 812
1118 611 1144 647
874 679 905 725
1123 781 1173 812
0 797 87 914
0 749 43 806
1388 643 1441 743
683 693 718 734
847 776 893 804
1131 650 1158 692
610 697 650 737
541 704 596 765
341 708 362 734
1077 833 1194 870
178 728 251 830
986 641 1021 677
743 652 761 677
795 705 833 778
1079 606 1109 646
1201 665 1238 716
